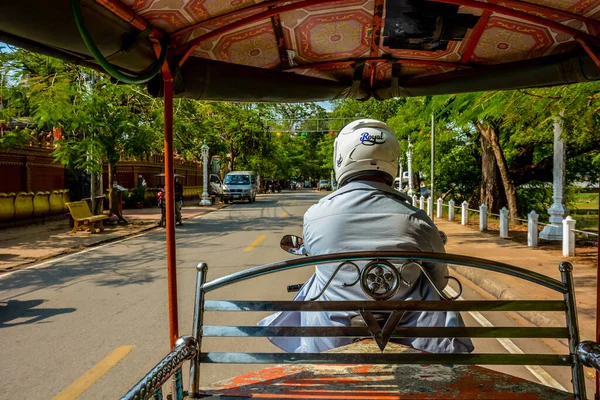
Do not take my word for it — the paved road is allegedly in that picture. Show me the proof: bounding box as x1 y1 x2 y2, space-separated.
0 190 583 399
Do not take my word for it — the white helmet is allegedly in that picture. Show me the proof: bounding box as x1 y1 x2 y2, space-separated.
333 119 399 186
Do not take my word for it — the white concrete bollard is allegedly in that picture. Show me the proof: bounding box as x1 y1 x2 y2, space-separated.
448 199 455 221
527 210 538 247
427 197 433 217
499 207 509 238
412 195 417 207
437 198 443 219
479 204 488 232
461 201 469 225
419 195 425 210
562 216 576 256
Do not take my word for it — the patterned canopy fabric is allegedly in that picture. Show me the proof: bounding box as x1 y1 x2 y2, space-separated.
1 0 599 101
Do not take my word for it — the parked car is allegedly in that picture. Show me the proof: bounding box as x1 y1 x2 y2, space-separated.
208 174 223 202
318 180 331 191
222 171 258 203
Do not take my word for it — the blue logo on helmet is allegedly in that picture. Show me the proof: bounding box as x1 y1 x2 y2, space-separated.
359 131 386 146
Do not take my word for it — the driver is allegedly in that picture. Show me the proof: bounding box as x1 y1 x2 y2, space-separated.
259 118 473 354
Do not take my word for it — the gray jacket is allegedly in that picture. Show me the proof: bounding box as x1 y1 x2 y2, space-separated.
259 180 473 354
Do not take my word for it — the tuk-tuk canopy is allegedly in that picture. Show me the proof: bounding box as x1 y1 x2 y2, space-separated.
1 0 599 102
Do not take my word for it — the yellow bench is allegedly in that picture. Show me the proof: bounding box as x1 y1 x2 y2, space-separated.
66 201 109 234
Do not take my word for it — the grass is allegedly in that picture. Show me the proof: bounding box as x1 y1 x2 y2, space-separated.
573 192 599 211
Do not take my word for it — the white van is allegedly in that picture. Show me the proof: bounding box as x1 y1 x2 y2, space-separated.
222 171 258 203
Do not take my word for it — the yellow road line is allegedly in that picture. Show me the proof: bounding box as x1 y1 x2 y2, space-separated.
244 234 267 252
280 212 288 218
53 345 135 400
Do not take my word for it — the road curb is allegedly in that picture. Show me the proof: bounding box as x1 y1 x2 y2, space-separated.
449 265 563 330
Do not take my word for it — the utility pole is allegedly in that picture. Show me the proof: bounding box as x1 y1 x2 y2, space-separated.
431 113 435 222
407 139 414 196
398 153 404 192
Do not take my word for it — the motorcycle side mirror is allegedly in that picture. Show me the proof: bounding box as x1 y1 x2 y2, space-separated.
280 235 306 255
439 231 448 245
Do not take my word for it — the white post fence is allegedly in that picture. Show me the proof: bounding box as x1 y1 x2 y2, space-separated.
479 204 488 232
412 195 417 207
419 195 425 210
499 207 509 238
461 201 469 225
438 200 592 255
562 216 576 256
527 211 538 247
448 199 455 221
427 197 433 217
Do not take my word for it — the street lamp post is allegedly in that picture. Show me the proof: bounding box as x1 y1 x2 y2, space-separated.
330 170 334 190
398 153 404 192
431 113 435 222
407 140 414 196
200 143 212 206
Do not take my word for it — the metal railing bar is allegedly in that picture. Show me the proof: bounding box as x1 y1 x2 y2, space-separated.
200 251 567 293
201 326 569 338
571 229 599 237
122 336 198 400
203 300 567 312
199 352 571 366
509 216 528 222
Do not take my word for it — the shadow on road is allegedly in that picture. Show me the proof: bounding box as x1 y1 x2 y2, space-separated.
0 299 76 327
0 192 318 297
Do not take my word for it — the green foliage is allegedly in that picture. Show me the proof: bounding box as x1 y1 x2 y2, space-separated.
3 42 599 211
0 129 32 148
123 186 146 208
516 181 553 219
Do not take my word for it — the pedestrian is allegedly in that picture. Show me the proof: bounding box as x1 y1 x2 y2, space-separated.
259 118 473 354
138 174 147 188
175 177 183 226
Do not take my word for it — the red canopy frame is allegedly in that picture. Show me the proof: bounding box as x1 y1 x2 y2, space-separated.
75 1 600 395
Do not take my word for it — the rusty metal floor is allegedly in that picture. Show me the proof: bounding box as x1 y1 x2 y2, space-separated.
198 341 572 399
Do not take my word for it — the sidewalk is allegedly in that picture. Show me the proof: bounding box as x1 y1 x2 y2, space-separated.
0 202 227 274
437 219 598 342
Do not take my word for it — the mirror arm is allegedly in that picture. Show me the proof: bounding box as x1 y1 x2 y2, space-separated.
577 341 600 371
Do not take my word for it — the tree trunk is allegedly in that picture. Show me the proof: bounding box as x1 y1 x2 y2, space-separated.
479 132 504 213
476 121 519 220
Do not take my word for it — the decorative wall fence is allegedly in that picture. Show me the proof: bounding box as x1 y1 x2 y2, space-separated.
0 190 70 222
0 148 65 193
0 147 207 194
104 159 204 190
143 186 206 205
411 194 598 258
